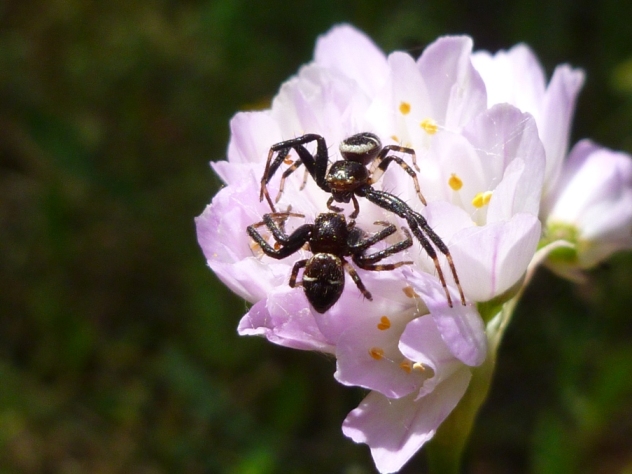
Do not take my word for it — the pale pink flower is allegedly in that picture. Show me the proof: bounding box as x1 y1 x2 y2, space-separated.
196 24 548 472
471 42 632 273
543 139 632 271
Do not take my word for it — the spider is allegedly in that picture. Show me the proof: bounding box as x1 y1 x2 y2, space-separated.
260 132 426 219
247 212 413 313
258 132 467 307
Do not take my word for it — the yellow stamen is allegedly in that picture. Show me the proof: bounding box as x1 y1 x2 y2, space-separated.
472 191 493 208
413 363 435 378
399 101 411 115
403 286 417 298
448 173 463 191
420 118 438 135
400 360 412 373
377 316 391 331
369 347 385 360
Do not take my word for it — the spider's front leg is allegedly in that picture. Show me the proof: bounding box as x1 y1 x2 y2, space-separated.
247 214 311 259
260 147 292 211
259 134 331 211
361 187 464 307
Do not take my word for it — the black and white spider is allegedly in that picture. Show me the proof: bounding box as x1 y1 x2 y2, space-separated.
258 132 466 307
247 212 413 313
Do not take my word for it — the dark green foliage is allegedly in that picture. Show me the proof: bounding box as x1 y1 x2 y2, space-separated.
1 1 631 472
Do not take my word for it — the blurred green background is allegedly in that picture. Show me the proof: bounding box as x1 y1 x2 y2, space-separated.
1 0 632 472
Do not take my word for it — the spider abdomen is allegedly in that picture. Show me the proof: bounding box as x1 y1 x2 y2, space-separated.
301 254 346 313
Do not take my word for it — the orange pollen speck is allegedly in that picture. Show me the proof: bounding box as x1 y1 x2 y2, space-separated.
283 156 293 165
472 191 493 208
400 360 413 373
449 173 463 191
377 316 391 331
399 101 411 115
420 118 438 135
403 286 417 298
369 347 385 360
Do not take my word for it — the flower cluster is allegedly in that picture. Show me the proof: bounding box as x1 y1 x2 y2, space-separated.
196 25 632 473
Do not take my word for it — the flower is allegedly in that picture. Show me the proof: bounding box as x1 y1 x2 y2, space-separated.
471 43 585 194
542 139 632 274
471 42 632 275
196 24 548 472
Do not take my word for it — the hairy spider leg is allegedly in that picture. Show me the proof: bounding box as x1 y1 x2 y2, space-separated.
368 145 427 206
342 260 372 300
347 221 399 253
326 194 361 218
260 134 330 212
353 228 414 268
275 160 303 203
276 158 316 203
247 215 312 259
361 188 467 307
260 147 291 211
289 259 308 287
249 211 305 241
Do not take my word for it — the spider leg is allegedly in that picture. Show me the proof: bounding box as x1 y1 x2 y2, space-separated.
247 214 311 259
289 260 308 287
299 166 310 191
275 160 304 203
260 134 332 207
361 187 464 307
372 144 420 172
348 222 398 253
410 212 467 306
353 228 413 267
326 195 344 214
342 260 372 300
350 195 361 219
369 147 427 205
261 147 292 211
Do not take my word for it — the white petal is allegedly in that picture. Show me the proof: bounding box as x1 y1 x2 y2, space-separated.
451 213 542 301
342 367 471 473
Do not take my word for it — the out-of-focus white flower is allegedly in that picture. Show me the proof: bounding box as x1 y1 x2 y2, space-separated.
543 139 632 272
473 43 632 277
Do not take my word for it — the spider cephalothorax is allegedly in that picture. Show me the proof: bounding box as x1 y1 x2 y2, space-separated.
258 133 467 307
247 212 413 313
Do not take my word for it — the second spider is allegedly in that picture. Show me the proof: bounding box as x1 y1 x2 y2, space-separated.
247 212 413 313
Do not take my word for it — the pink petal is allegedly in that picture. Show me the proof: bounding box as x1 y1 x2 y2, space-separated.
451 213 542 301
463 104 545 219
417 36 487 129
334 310 422 398
238 292 335 353
342 367 472 474
403 273 487 366
314 24 388 96
541 65 585 191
